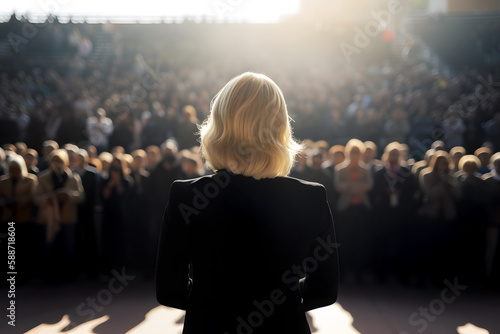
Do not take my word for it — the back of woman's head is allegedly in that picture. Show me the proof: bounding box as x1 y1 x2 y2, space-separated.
199 72 302 179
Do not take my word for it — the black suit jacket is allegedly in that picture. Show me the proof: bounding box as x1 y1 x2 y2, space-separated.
156 169 339 334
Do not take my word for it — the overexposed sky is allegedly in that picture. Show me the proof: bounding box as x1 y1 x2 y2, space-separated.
0 0 301 22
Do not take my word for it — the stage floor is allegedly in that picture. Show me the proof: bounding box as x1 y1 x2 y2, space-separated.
5 277 499 334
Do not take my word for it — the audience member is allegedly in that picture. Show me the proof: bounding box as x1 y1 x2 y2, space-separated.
71 148 101 278
334 139 373 280
35 149 84 282
475 147 493 175
0 154 39 281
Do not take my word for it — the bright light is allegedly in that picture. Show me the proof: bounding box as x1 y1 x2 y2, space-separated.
0 0 301 23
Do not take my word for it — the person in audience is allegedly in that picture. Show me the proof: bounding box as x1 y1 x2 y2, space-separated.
98 151 113 179
290 148 309 180
130 149 150 196
86 108 114 153
37 140 58 172
482 152 500 286
334 138 372 280
301 150 335 207
2 143 16 153
322 145 345 176
411 148 435 179
128 149 151 274
0 154 39 282
363 141 383 176
419 151 460 221
23 149 39 175
101 154 133 272
148 139 183 276
450 146 466 174
177 105 199 150
111 145 125 156
321 145 345 212
145 145 162 172
398 143 413 167
15 142 28 156
36 149 84 282
372 142 419 283
475 147 493 175
431 140 446 152
71 148 101 278
454 154 487 284
419 150 460 282
179 151 203 179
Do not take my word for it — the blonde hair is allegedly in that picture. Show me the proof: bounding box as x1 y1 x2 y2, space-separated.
132 149 147 160
364 141 377 153
382 141 402 162
429 150 454 172
458 154 480 171
450 146 466 157
8 154 28 178
98 152 114 165
49 149 70 167
344 139 366 159
199 72 302 179
491 152 500 165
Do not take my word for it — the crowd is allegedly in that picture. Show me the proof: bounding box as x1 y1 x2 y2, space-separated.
0 19 500 286
1 137 499 287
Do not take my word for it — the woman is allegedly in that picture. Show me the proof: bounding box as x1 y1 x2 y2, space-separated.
156 72 338 334
36 149 84 282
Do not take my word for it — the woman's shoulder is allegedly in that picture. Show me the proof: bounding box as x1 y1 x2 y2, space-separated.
277 175 326 192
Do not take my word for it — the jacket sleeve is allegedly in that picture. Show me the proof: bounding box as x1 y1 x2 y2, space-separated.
155 182 191 310
300 187 339 311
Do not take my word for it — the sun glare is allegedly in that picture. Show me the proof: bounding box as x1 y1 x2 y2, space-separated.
1 0 301 23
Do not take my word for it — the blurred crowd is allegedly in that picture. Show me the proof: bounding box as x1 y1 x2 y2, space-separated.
0 19 500 286
293 138 500 287
1 137 499 287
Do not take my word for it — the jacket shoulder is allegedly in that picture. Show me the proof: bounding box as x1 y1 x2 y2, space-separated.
170 172 326 195
279 175 326 192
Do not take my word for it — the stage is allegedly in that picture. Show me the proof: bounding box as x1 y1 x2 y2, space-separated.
7 277 499 334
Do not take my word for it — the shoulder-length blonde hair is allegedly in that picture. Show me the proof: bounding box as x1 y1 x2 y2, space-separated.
199 72 302 179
